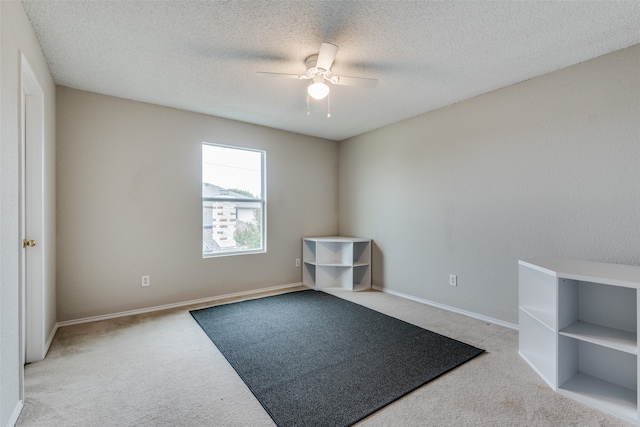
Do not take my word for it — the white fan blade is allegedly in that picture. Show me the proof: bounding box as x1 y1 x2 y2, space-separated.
256 72 309 80
316 43 338 71
332 75 378 88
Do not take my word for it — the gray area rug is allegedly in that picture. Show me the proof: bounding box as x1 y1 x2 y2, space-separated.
190 290 484 427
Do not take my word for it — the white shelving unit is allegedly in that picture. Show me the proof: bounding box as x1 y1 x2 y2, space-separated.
302 236 371 291
519 258 640 425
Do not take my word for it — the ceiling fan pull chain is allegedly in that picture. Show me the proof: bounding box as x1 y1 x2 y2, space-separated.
306 93 310 116
327 93 331 118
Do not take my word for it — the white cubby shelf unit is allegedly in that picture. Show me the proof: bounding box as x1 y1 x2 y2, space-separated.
302 236 371 291
519 258 640 425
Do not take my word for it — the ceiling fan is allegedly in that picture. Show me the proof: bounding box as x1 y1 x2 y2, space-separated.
257 43 378 116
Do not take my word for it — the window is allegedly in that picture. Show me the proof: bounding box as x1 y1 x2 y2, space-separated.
202 143 265 257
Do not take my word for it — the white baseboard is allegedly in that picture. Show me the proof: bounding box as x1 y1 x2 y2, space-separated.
56 282 304 328
6 400 23 427
372 285 518 330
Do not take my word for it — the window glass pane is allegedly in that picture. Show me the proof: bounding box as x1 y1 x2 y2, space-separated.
203 144 262 199
202 144 265 257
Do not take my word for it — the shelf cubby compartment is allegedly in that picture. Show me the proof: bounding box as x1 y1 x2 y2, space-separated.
565 279 635 332
316 240 352 266
353 241 371 266
303 239 317 265
302 262 316 287
315 265 348 289
558 337 638 424
352 264 371 292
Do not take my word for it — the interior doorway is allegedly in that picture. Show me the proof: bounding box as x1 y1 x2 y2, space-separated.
19 53 46 391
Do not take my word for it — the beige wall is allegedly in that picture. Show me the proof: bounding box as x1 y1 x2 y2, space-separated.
339 44 640 326
1 2 56 425
56 87 338 321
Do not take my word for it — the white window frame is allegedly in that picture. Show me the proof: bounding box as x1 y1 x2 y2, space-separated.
202 142 266 258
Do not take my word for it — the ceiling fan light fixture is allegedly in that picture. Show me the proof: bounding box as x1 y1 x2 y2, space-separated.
257 42 379 116
308 77 330 100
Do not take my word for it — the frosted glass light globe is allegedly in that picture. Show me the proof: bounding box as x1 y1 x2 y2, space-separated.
308 81 330 100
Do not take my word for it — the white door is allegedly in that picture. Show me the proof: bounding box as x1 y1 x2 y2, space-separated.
20 54 46 373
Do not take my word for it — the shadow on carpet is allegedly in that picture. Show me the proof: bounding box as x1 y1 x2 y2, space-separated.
190 290 484 427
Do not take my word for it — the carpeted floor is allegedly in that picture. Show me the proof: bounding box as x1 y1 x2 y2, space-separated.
17 288 633 426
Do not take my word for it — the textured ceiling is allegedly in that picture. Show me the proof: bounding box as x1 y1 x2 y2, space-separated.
21 1 640 141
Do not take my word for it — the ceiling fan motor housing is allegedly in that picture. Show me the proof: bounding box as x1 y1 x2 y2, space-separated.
305 55 339 84
305 55 328 76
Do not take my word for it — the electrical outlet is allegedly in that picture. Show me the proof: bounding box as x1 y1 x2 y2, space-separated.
449 274 457 287
295 258 300 267
141 275 150 287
